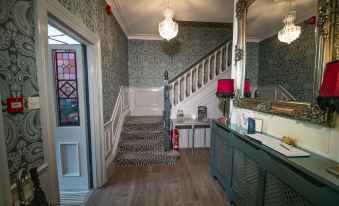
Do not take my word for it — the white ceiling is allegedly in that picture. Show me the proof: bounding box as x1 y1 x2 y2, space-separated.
107 0 234 40
247 0 317 41
107 0 317 40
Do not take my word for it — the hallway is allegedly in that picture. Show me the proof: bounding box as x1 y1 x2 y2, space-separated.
85 148 230 206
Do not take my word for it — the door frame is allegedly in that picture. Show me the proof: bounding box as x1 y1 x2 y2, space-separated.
35 0 105 204
0 97 13 206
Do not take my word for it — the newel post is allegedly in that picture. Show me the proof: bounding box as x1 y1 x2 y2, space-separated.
163 71 171 151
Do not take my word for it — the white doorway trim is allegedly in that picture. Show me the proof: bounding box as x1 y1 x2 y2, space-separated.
0 98 13 206
35 0 104 204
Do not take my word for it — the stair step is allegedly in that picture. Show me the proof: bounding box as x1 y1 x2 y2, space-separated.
121 130 163 141
123 116 163 132
118 140 163 152
114 151 180 167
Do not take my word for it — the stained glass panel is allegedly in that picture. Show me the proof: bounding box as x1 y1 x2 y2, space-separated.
54 51 80 126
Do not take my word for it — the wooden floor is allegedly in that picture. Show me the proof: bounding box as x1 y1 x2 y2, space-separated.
85 148 230 206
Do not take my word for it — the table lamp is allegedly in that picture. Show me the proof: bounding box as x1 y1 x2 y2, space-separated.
317 61 339 171
216 79 235 117
317 61 339 113
244 79 251 98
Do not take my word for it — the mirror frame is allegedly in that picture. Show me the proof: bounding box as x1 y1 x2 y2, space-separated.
233 0 338 127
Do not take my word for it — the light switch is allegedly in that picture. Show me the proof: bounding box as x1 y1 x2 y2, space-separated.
28 97 40 109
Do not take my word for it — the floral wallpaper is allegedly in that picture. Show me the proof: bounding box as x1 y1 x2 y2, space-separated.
257 19 315 101
57 0 129 122
129 22 233 87
0 0 128 183
245 42 259 87
0 0 44 184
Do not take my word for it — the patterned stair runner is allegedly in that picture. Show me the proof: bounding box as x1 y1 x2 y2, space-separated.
114 116 180 167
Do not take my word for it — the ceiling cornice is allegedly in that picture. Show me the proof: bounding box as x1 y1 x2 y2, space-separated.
106 0 131 36
128 34 163 40
246 37 261 42
107 0 166 40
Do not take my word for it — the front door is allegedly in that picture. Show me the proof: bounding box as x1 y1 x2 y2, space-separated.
48 45 89 190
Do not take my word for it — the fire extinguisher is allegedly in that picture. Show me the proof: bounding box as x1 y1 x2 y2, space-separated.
170 128 179 151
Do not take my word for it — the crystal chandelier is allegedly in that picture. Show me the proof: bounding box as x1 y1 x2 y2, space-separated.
278 0 301 44
159 1 178 41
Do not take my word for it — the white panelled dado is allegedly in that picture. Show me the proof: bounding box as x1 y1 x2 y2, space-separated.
103 86 129 181
129 87 164 116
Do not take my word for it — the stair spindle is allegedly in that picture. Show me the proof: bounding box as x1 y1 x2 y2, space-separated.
195 66 198 92
208 56 211 81
219 48 222 74
202 60 206 86
224 45 228 70
170 83 175 106
184 73 187 99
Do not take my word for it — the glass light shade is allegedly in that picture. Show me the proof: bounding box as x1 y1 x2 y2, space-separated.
217 79 235 94
278 11 301 44
159 7 178 41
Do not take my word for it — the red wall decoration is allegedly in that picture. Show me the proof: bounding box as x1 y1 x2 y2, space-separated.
106 4 112 16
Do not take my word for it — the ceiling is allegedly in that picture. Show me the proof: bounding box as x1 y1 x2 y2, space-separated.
107 0 234 39
247 0 317 41
107 0 317 41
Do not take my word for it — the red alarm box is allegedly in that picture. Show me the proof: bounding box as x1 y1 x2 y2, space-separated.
7 98 24 113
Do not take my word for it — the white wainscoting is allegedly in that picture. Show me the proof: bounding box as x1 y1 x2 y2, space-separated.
103 86 129 181
129 87 164 116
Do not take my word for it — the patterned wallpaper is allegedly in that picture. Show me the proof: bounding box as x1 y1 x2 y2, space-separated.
129 23 233 87
0 0 128 183
0 0 44 184
257 19 315 101
57 0 129 122
245 42 259 86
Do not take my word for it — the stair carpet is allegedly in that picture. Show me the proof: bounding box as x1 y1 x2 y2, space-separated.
114 116 180 167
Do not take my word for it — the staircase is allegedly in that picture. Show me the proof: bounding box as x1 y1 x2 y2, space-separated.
167 38 233 119
114 116 179 167
256 85 296 101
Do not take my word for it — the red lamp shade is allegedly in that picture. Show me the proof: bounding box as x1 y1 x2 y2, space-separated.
217 79 234 94
244 79 251 93
319 62 339 97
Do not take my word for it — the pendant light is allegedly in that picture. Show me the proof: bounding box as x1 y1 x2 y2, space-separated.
159 0 179 41
278 0 301 44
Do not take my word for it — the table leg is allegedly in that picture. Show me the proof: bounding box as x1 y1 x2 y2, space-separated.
187 129 190 148
192 126 195 155
204 128 206 147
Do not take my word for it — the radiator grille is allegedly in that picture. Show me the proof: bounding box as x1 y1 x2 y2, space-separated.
232 148 259 206
264 172 313 206
215 135 231 182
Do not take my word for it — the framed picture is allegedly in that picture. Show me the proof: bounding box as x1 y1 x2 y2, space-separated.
198 106 207 119
254 118 263 133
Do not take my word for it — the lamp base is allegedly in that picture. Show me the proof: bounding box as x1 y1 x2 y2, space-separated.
244 92 251 98
317 96 339 113
216 93 234 99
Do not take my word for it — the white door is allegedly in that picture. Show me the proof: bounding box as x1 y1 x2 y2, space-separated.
48 45 89 190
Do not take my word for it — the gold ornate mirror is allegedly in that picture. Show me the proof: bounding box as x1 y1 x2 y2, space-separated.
233 0 338 127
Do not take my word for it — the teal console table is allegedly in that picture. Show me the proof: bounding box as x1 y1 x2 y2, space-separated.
210 120 339 206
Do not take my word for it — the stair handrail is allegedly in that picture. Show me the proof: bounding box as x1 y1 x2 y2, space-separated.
257 85 296 101
169 37 233 84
